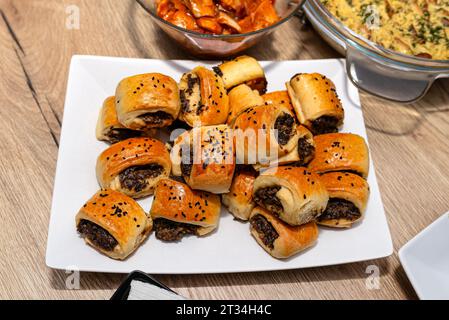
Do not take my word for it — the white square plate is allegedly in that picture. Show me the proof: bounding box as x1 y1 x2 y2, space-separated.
399 212 449 300
46 56 393 274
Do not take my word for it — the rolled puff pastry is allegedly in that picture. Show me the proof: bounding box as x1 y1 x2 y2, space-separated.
150 178 221 239
75 189 152 260
170 125 235 194
96 96 154 144
179 66 229 127
317 172 370 228
115 73 180 130
226 84 264 126
222 168 257 221
286 73 344 135
233 104 299 165
262 90 294 114
253 166 329 226
253 125 315 171
249 207 319 259
308 133 370 179
96 137 171 198
214 55 267 94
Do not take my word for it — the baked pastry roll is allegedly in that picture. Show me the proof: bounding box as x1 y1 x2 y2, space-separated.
253 166 329 226
253 125 315 171
179 66 229 127
150 178 221 241
96 137 171 198
96 96 154 144
308 133 369 179
317 172 369 228
76 189 152 260
221 168 257 221
262 90 294 113
115 73 180 130
249 207 319 259
286 73 344 135
233 104 299 165
226 84 264 126
214 55 267 94
171 125 235 194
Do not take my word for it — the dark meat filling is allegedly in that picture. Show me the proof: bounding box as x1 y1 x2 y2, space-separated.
311 116 339 135
250 214 279 249
107 128 142 144
254 187 283 215
154 218 199 242
297 137 315 166
245 77 268 95
186 74 200 95
119 164 164 192
318 198 361 222
139 111 173 125
180 148 193 177
180 74 201 114
212 66 223 77
77 219 118 251
180 90 189 114
274 113 295 146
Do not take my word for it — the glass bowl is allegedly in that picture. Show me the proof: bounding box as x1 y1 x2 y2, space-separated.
304 0 449 103
136 0 305 58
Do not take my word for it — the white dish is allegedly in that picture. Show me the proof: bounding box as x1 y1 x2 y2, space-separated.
46 56 393 274
399 212 449 300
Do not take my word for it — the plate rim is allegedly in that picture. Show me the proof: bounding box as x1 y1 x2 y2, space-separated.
398 212 449 300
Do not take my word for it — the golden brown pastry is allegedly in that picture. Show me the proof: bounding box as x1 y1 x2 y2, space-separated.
308 133 369 179
249 207 319 259
233 104 299 165
179 66 229 127
96 137 171 198
170 125 235 194
253 166 329 226
317 172 370 228
262 90 294 114
75 189 152 260
253 125 315 171
226 84 264 126
150 178 221 241
221 168 257 221
214 55 267 94
286 73 344 135
96 96 154 144
115 73 180 130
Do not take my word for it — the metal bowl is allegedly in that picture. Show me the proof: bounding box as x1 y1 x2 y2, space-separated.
304 0 449 103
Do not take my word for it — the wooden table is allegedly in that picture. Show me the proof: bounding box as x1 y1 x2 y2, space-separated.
1 0 448 300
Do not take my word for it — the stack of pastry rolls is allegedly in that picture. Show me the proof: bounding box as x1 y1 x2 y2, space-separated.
75 55 371 262
76 56 266 259
222 65 371 259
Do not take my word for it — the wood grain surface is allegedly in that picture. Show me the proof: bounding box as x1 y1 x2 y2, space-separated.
0 0 448 300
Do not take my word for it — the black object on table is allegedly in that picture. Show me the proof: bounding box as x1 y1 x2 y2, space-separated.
111 270 178 300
